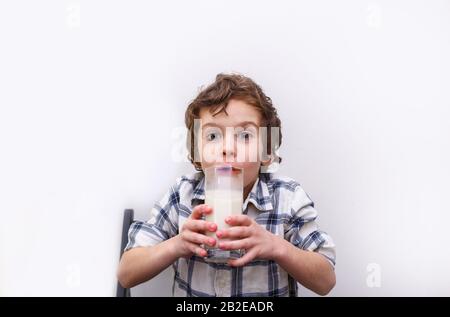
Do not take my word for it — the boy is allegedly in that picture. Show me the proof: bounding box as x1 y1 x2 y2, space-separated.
117 73 336 296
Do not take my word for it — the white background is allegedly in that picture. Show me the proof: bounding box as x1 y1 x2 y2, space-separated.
1 0 449 296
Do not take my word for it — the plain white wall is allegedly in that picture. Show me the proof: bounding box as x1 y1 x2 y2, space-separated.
1 0 449 296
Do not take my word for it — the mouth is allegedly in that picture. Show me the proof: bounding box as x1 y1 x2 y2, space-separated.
214 164 242 172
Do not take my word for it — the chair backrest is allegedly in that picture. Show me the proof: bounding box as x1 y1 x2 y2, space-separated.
116 209 134 297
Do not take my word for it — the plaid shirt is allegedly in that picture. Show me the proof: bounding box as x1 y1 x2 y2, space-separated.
125 172 336 297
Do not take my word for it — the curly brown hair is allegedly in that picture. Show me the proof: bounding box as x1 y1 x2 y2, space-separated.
185 73 282 171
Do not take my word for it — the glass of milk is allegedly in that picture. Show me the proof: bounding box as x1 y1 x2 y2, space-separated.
203 165 244 263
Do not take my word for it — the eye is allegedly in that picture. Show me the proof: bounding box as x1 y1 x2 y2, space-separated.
206 132 221 142
237 131 254 142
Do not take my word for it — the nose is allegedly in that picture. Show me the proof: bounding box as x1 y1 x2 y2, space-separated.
222 130 237 161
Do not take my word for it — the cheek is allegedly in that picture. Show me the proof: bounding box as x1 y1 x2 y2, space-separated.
241 163 261 186
237 139 260 162
201 143 223 163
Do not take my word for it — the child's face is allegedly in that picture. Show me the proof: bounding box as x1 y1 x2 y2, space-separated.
198 99 266 193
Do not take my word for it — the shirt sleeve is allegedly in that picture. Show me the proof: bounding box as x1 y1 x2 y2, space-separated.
284 186 336 268
124 184 180 252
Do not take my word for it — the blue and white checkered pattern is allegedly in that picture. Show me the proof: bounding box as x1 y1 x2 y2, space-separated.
125 172 336 297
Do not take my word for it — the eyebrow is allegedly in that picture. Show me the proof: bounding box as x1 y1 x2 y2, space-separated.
201 121 259 129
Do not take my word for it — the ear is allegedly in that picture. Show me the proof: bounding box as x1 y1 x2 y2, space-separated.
261 155 273 166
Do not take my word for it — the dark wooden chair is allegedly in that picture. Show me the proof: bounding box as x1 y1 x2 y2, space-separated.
116 209 134 297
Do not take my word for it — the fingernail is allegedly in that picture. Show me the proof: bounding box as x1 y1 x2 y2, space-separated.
209 239 215 246
209 224 216 231
225 217 231 223
216 231 222 238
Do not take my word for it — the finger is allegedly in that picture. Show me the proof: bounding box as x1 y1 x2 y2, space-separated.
219 238 252 251
225 214 253 227
184 219 217 233
183 231 216 247
216 226 251 239
228 249 258 267
186 241 208 257
191 204 213 219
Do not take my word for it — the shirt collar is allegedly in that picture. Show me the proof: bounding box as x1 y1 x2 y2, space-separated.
191 172 273 212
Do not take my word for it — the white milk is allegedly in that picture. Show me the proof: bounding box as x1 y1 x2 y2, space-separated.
205 189 243 238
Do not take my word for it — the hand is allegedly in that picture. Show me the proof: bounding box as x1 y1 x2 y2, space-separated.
215 215 281 267
174 204 217 258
